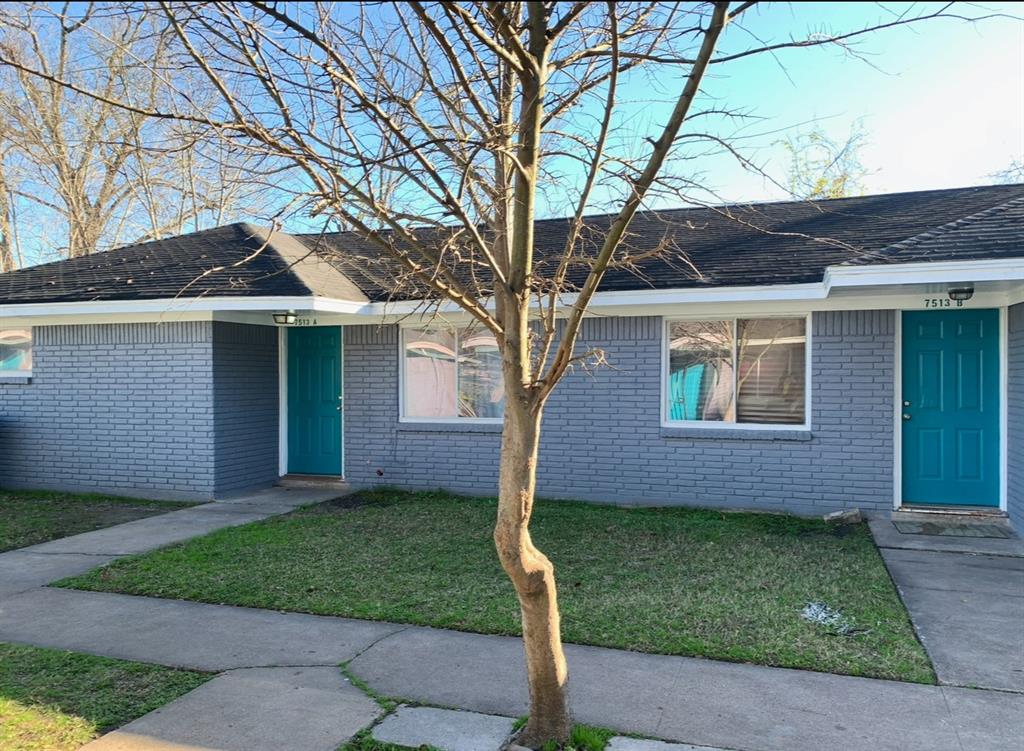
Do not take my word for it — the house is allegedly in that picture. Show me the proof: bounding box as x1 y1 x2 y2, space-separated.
1 184 1022 528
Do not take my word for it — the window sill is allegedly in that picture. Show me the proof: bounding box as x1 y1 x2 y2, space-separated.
660 426 812 442
397 421 503 434
0 374 31 385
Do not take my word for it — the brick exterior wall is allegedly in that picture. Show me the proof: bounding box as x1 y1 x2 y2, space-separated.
0 321 277 501
17 306 1015 522
1008 303 1023 530
0 322 217 500
344 310 897 516
212 322 279 494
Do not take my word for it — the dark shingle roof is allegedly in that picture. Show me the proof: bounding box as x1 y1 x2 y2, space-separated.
843 194 1024 266
2 184 1022 306
0 223 366 305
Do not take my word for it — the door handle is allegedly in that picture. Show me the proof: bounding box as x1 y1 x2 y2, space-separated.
902 413 911 421
337 396 344 411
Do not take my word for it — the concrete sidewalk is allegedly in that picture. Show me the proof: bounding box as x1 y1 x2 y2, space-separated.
80 666 381 751
0 587 1020 751
0 485 341 599
870 515 1024 693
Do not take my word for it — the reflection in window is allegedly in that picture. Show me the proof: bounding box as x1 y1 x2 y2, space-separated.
737 318 806 424
402 326 504 420
458 327 504 418
403 329 457 417
667 321 734 421
0 329 32 373
666 318 806 425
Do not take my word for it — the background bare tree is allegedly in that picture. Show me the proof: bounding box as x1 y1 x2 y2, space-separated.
0 1 1002 744
0 149 21 272
0 2 274 265
780 122 870 200
993 158 1024 184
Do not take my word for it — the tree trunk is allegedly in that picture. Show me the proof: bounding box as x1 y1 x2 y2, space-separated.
494 390 571 747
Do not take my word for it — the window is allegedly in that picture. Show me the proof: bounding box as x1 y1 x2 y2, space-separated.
666 317 806 426
402 325 504 420
0 328 32 375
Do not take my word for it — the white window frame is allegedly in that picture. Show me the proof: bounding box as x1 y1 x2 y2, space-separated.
398 324 504 424
660 313 812 431
0 327 33 378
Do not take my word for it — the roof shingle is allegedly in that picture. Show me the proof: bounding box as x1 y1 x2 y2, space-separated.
2 184 1022 306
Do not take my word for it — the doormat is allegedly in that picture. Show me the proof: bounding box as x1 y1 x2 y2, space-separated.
892 521 1015 539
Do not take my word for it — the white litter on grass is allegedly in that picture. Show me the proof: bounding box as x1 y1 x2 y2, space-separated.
801 601 868 636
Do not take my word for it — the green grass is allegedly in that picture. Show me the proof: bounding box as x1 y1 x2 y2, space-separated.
546 725 615 751
61 488 933 683
0 489 195 552
0 642 209 751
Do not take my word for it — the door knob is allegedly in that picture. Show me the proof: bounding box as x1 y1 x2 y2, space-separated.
902 413 911 421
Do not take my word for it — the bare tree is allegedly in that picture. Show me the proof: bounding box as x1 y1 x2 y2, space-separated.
0 150 20 272
992 158 1024 184
0 2 270 263
780 123 869 200
0 1 1001 744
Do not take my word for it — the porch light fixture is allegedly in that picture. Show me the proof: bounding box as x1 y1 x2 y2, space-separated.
273 311 298 325
947 286 974 303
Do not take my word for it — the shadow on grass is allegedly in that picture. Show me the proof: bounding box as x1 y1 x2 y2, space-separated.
0 642 209 751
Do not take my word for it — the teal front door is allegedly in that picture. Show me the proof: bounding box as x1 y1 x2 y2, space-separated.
288 326 343 475
901 309 1000 507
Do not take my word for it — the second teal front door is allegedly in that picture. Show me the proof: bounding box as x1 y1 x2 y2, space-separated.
901 309 1000 507
288 326 343 476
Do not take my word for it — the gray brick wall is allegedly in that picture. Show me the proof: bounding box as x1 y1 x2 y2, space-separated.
0 320 280 501
344 310 897 516
1009 303 1023 530
0 322 217 500
212 322 279 494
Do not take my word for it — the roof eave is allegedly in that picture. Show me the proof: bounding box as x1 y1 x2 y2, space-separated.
3 256 1023 322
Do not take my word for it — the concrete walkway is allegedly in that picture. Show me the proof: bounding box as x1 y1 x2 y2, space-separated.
81 666 381 751
0 497 1020 751
870 515 1024 693
0 486 341 599
0 587 1020 751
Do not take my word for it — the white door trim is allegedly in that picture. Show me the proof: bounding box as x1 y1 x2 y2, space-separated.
278 327 288 477
1000 306 1009 513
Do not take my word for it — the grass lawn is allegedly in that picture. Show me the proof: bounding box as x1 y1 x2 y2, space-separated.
62 489 933 683
0 642 209 751
0 489 195 552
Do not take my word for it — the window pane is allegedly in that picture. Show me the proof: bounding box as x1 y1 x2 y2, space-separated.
666 321 734 421
458 325 504 418
736 318 806 424
0 329 31 372
403 329 457 417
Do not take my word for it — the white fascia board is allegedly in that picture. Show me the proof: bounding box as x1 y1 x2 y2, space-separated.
0 295 363 320
569 282 827 308
361 282 827 318
824 258 1024 289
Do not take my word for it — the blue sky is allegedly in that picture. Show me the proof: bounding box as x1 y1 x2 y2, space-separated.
648 1 1023 203
6 2 1022 264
